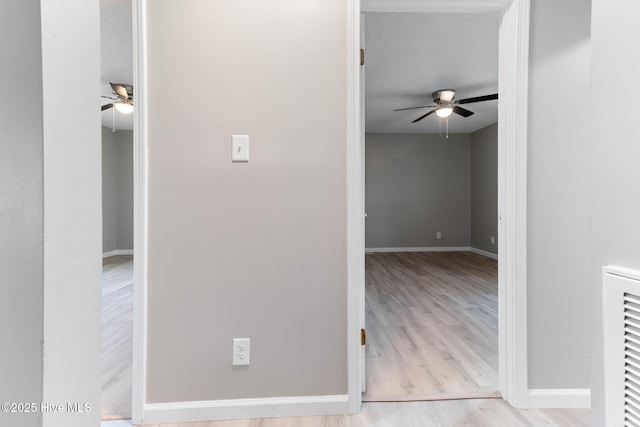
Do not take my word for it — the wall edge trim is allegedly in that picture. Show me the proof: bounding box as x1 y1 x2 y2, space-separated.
143 395 349 424
470 247 499 260
365 246 471 253
527 389 591 409
102 249 134 258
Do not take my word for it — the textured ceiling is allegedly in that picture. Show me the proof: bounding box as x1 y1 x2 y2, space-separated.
100 0 133 131
100 6 499 134
364 12 500 134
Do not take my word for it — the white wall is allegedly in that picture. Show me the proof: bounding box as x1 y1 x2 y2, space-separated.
145 0 348 403
590 0 640 423
0 1 43 426
41 0 102 425
527 0 591 389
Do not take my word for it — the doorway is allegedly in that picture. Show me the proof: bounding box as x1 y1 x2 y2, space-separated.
346 0 531 411
100 0 135 421
362 10 500 401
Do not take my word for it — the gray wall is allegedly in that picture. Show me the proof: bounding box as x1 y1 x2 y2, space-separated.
590 0 640 423
527 0 591 391
365 133 471 248
146 0 347 403
102 127 134 253
0 1 43 426
102 127 118 253
470 123 498 254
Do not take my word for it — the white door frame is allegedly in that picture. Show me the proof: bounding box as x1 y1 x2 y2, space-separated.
132 0 148 423
347 0 530 413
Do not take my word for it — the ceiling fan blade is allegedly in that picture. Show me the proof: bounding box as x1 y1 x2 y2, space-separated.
394 104 436 112
102 103 114 111
453 106 474 117
110 83 133 100
458 93 498 105
411 109 437 123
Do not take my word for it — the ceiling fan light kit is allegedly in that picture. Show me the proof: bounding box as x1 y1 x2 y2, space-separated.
435 106 453 118
114 101 134 114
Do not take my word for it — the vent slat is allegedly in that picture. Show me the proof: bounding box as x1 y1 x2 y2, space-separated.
626 386 640 403
625 311 640 323
627 372 640 389
626 395 640 410
626 345 640 358
626 382 640 395
624 293 640 306
624 335 640 352
626 320 640 333
625 307 640 315
626 325 640 339
625 410 640 426
626 402 640 420
627 363 640 380
623 326 640 342
628 359 640 373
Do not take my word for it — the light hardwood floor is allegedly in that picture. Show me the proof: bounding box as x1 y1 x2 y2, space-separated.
364 251 499 401
102 255 134 420
101 253 590 426
103 399 589 427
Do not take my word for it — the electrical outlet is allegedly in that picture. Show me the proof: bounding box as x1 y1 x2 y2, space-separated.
491 236 495 244
436 231 442 239
233 338 250 366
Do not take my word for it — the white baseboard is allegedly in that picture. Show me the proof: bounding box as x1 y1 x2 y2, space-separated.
364 247 500 262
365 246 471 253
102 249 134 258
142 394 349 424
527 389 591 409
470 247 498 260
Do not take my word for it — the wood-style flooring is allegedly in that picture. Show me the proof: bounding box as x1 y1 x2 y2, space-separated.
104 399 589 426
364 251 499 401
102 255 134 420
100 252 591 426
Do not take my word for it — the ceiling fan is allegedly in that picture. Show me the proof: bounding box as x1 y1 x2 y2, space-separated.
394 89 498 123
102 83 134 114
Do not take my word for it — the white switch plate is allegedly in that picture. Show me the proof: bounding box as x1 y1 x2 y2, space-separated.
436 231 442 239
232 338 250 366
491 236 495 244
232 135 249 162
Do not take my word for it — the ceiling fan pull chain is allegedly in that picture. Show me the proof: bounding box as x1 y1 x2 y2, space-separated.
446 117 449 139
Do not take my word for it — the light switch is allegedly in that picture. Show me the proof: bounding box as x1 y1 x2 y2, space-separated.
232 135 249 162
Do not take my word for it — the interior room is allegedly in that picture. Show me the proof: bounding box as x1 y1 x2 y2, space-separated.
362 12 501 401
100 0 135 421
9 0 637 426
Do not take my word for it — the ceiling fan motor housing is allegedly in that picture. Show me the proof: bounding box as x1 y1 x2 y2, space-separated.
432 89 456 103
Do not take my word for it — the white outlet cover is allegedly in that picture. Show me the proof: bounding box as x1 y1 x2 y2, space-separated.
232 338 250 366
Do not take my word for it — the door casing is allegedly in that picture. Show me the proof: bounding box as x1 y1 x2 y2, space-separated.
346 0 531 413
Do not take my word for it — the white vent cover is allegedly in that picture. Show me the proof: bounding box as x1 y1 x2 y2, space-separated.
604 266 640 426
